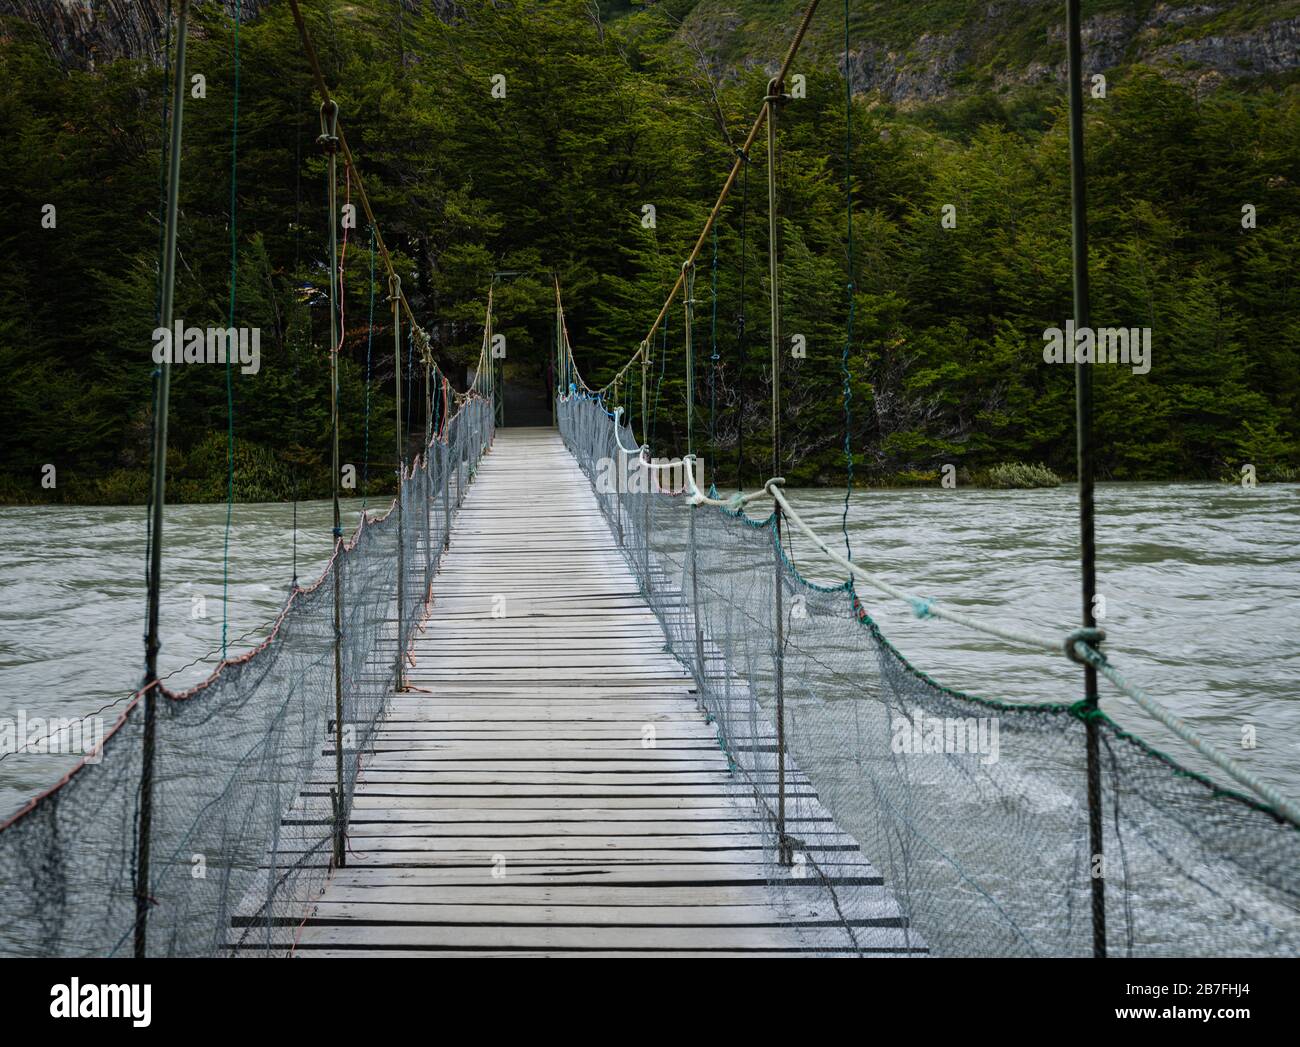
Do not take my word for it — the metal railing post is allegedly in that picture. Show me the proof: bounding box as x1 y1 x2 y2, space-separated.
774 512 791 866
424 362 432 583
442 405 451 551
137 0 192 957
1066 0 1106 958
387 273 403 691
640 343 649 447
616 444 625 547
683 261 707 690
391 274 405 694
318 96 347 870
641 448 651 590
767 76 793 867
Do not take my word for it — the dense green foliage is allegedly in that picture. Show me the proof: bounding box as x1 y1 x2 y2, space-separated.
0 0 1296 502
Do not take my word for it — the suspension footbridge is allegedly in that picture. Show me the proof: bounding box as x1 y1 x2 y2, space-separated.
288 428 911 957
0 0 1296 960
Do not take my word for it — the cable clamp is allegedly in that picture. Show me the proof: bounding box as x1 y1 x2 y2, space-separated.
317 100 340 153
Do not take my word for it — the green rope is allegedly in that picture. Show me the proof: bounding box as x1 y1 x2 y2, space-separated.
839 0 855 562
221 0 242 659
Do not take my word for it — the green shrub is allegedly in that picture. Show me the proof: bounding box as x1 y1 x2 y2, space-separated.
177 433 298 503
92 468 150 504
978 461 1062 489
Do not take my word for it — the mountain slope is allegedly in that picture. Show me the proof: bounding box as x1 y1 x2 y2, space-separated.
673 1 1300 104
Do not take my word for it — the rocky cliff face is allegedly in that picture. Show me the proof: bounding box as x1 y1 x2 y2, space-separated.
0 0 448 67
681 2 1300 105
0 1 270 66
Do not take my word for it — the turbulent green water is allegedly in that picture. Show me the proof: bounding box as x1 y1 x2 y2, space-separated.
0 481 1297 817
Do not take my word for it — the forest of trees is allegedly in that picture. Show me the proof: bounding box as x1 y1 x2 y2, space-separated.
1 0 1297 502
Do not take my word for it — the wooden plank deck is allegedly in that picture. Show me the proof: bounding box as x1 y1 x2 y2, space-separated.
291 427 909 956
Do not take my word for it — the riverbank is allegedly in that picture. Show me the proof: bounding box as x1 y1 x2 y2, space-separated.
5 460 1298 504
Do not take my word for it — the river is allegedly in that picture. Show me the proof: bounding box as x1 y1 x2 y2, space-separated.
0 480 1297 818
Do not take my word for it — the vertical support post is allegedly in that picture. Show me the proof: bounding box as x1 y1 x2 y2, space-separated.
640 342 649 448
766 84 782 484
684 261 696 459
1066 0 1106 959
318 97 347 870
613 412 625 548
424 359 433 579
614 381 624 547
766 79 792 867
138 0 192 958
391 274 405 694
442 381 452 551
683 261 706 690
554 279 564 396
773 512 790 865
636 446 647 583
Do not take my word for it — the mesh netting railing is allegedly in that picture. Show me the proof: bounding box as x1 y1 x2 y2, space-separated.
0 397 494 958
559 390 1300 958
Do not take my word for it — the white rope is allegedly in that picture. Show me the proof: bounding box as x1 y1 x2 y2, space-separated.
597 409 1300 822
1072 641 1300 825
769 481 1064 652
611 408 705 474
611 407 640 456
679 452 1059 649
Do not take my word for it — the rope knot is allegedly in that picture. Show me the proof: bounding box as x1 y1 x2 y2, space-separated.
909 596 935 619
1065 626 1106 667
1068 698 1105 722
